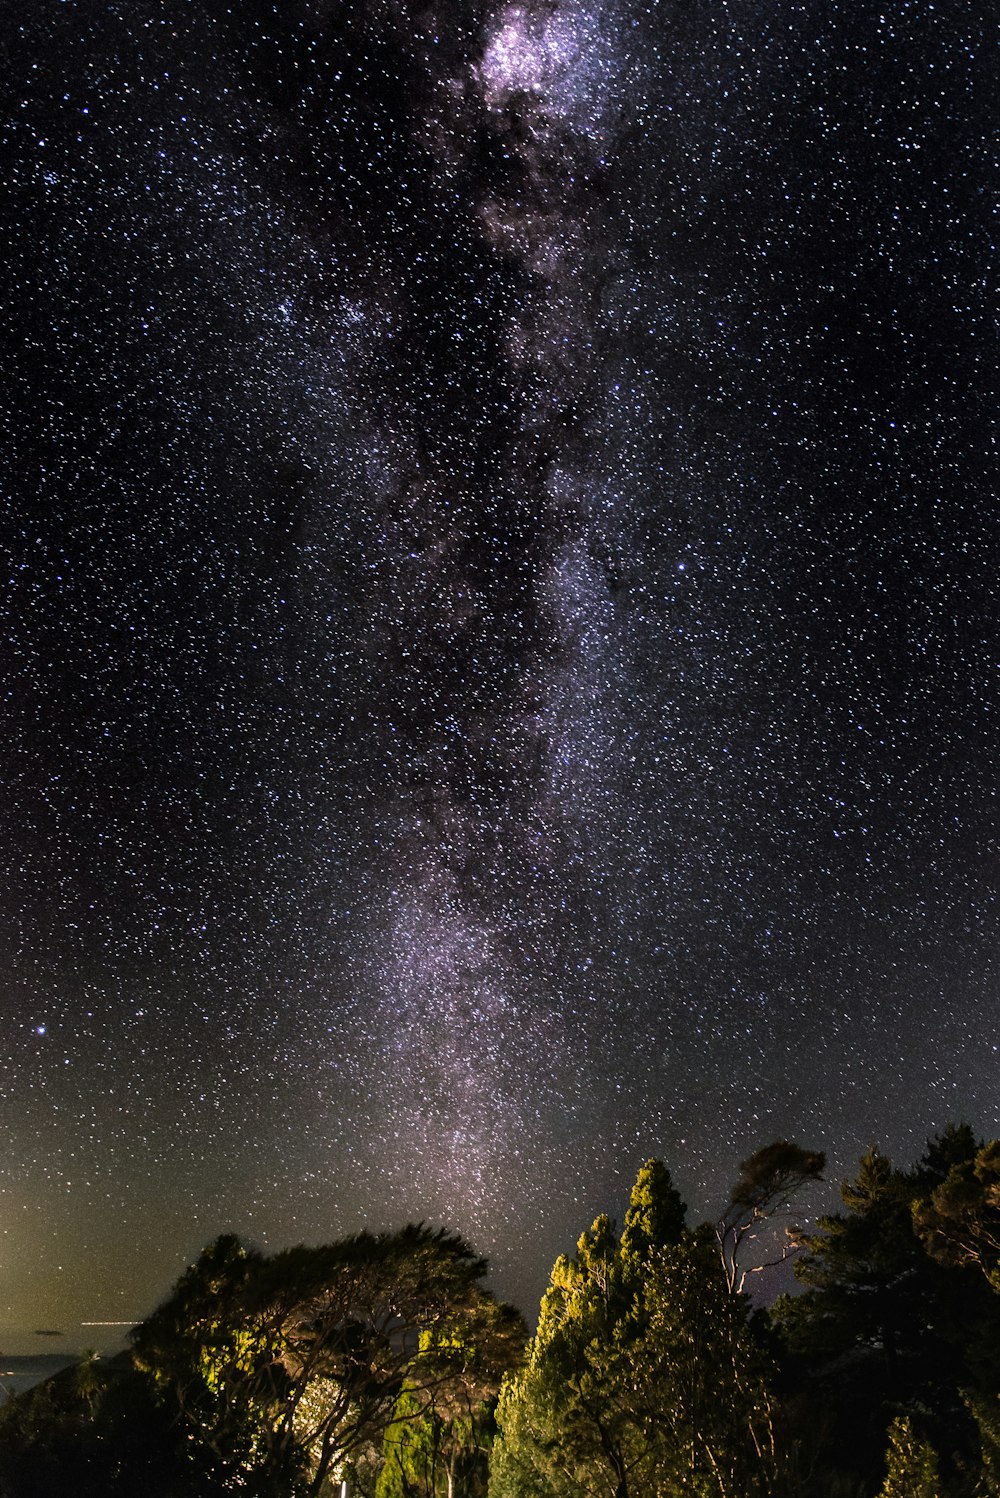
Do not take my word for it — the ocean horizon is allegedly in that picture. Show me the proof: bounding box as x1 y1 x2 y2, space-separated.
0 1325 131 1362
0 1353 81 1400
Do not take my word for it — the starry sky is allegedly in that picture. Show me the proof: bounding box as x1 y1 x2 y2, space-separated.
1 0 998 1350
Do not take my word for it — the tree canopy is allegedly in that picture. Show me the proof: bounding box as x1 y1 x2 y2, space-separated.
4 1128 1000 1498
771 1129 1000 1494
131 1223 517 1497
716 1140 826 1294
490 1158 777 1498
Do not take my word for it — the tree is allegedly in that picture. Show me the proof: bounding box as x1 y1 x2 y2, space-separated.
0 1350 194 1498
876 1416 940 1498
716 1141 825 1294
377 1383 493 1498
913 1138 1000 1293
491 1158 778 1498
379 1387 448 1498
624 1226 777 1497
132 1224 508 1497
491 1161 688 1498
490 1211 635 1498
966 1393 1000 1497
619 1158 687 1280
131 1233 271 1488
770 1133 1000 1494
377 1298 527 1498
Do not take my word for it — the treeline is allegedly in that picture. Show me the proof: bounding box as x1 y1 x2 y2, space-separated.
1 1127 999 1496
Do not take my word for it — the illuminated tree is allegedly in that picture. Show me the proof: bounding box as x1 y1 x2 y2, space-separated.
491 1158 777 1498
131 1233 271 1487
913 1138 1000 1293
490 1211 630 1498
876 1416 939 1498
618 1158 687 1280
377 1299 526 1498
627 1226 777 1497
490 1161 685 1498
132 1224 507 1497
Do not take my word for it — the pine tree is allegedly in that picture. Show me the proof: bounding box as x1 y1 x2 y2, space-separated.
771 1133 1000 1494
490 1212 634 1498
877 1416 939 1498
491 1160 776 1498
619 1159 687 1279
966 1393 1000 1498
491 1163 687 1498
627 1227 777 1497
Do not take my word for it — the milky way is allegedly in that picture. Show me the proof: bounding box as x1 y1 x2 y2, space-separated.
0 0 998 1344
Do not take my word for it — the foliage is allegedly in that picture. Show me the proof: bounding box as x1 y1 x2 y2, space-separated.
876 1416 940 1498
379 1387 439 1498
377 1385 489 1498
913 1139 1000 1294
131 1232 273 1489
966 1393 1000 1497
132 1223 509 1497
491 1158 777 1498
490 1209 633 1498
376 1301 527 1498
6 1126 1000 1498
770 1130 1000 1495
619 1158 687 1280
0 1351 195 1498
716 1141 826 1294
625 1226 777 1497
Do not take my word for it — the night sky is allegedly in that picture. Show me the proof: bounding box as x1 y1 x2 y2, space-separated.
1 0 998 1350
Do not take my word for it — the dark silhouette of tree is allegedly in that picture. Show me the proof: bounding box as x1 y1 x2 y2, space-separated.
0 1350 196 1498
913 1137 1000 1293
716 1140 826 1294
771 1132 1000 1495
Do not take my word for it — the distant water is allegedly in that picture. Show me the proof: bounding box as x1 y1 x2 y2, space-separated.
0 1326 129 1360
0 1354 81 1398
